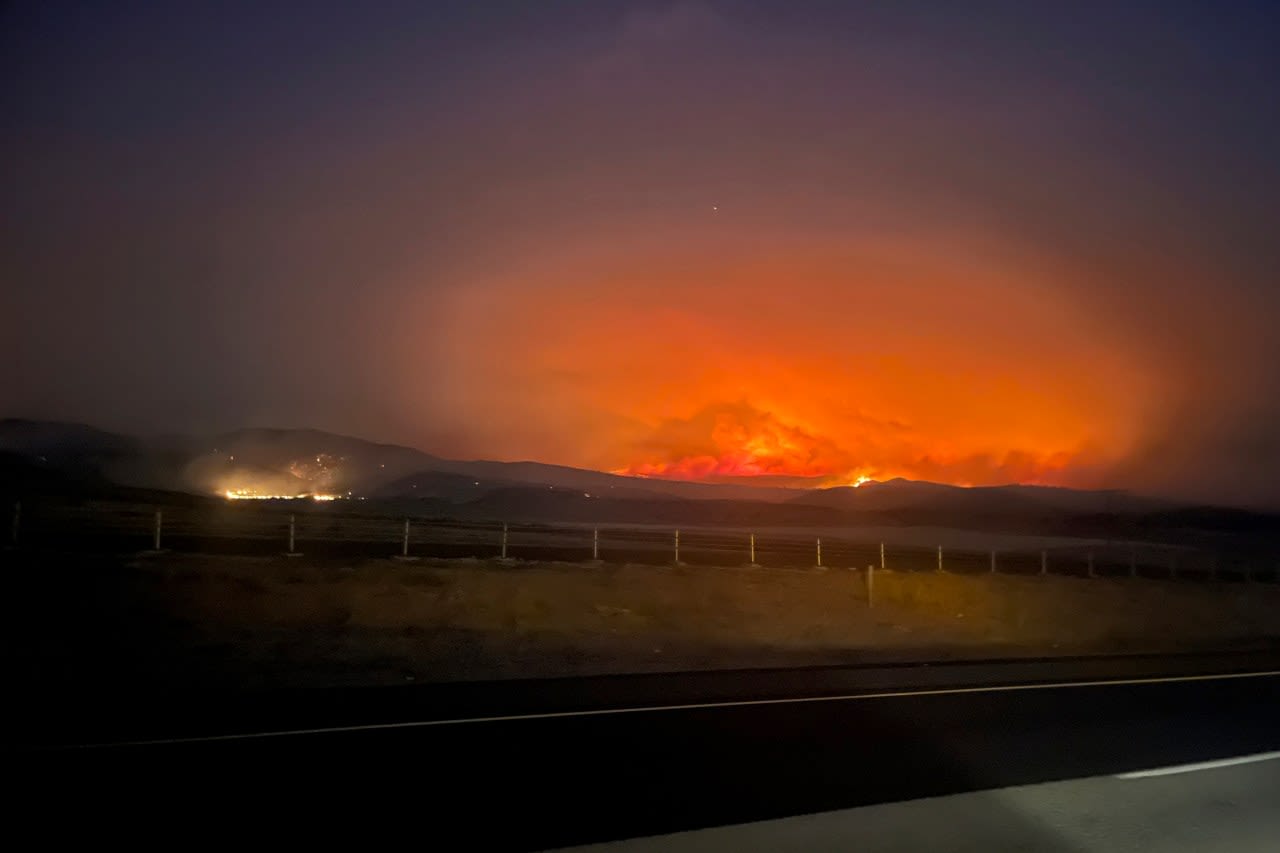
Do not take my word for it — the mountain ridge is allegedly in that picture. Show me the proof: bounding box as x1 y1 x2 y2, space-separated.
4 419 1270 538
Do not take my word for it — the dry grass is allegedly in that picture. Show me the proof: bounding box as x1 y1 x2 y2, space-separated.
874 569 1280 647
91 554 1280 687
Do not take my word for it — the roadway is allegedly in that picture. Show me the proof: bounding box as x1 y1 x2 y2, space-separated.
7 650 1280 849
566 752 1280 851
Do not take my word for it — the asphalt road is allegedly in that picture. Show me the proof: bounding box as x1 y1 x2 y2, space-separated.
567 753 1280 852
8 651 1280 849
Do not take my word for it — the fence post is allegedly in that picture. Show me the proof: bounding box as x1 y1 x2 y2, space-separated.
285 514 301 557
816 537 823 569
749 533 759 567
501 522 508 560
1087 551 1096 578
593 527 599 561
153 510 163 551
674 529 680 565
937 545 943 573
393 517 419 561
867 563 874 608
1041 549 1047 576
990 550 996 574
10 501 19 546
880 541 885 571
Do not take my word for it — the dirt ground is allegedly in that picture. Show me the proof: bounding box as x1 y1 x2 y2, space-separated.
7 552 1280 688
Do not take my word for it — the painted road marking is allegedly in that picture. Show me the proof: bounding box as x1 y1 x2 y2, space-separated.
1117 750 1280 779
64 668 1280 750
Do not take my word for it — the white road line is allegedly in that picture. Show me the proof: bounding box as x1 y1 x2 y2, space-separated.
72 667 1280 750
1117 750 1280 779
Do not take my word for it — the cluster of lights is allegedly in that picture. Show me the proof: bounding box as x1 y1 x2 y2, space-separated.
223 489 346 502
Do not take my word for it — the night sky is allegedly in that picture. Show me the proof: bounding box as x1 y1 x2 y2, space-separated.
4 1 1280 506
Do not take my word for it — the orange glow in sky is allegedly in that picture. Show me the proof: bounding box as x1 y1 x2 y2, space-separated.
412 226 1158 490
10 2 1277 506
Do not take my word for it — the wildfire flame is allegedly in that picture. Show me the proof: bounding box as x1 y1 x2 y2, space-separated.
223 488 343 501
613 402 1078 488
217 453 350 502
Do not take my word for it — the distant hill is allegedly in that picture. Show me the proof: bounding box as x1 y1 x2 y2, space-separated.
453 485 845 526
200 427 806 502
0 419 803 503
0 418 160 488
371 469 515 501
377 460 805 503
5 418 1277 540
0 418 137 461
793 478 1172 517
0 449 105 495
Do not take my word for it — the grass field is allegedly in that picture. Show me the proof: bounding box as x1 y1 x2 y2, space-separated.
6 547 1279 689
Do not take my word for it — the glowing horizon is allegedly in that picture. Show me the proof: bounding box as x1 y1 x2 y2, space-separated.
417 233 1148 492
9 4 1280 506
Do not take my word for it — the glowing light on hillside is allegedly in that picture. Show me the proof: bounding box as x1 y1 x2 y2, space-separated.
223 488 344 501
225 489 303 500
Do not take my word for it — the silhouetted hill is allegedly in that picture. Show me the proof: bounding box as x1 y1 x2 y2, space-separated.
454 486 845 526
0 418 137 456
371 470 515 501
0 450 105 496
0 420 804 503
6 418 1276 541
793 479 1170 517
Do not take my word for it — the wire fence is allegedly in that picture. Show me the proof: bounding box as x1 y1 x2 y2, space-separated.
5 496 1277 583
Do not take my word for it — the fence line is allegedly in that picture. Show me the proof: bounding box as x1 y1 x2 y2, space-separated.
6 496 1278 584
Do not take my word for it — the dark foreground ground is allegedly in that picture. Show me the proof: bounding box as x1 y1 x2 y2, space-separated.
7 652 1280 850
5 539 1280 848
7 535 1280 845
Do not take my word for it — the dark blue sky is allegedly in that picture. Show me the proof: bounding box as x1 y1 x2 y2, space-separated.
4 2 1280 505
